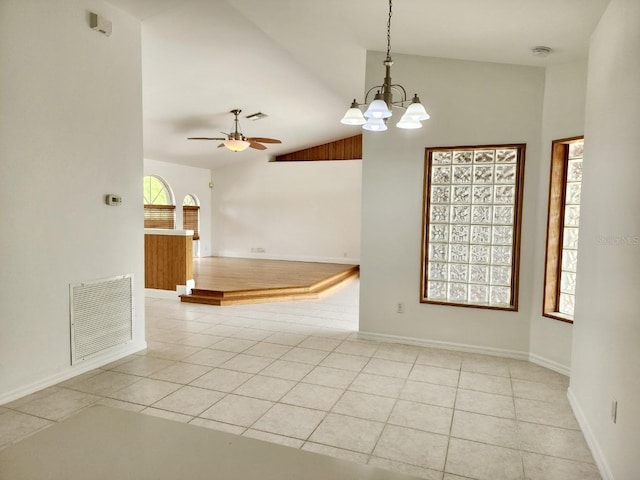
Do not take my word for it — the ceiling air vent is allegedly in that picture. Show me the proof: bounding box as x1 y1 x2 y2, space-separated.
245 112 268 121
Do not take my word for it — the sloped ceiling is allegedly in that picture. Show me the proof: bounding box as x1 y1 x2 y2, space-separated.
107 0 610 169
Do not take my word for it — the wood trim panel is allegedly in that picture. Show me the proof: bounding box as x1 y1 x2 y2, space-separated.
145 234 193 291
273 135 362 162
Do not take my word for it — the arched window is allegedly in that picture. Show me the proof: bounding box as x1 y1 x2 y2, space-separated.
182 194 200 240
143 175 175 229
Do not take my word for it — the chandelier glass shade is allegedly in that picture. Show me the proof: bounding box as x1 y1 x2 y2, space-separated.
364 97 392 119
363 118 388 132
340 101 367 125
340 0 430 131
403 97 430 121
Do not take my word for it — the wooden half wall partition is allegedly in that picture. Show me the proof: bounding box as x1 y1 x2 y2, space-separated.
144 229 193 291
273 134 362 162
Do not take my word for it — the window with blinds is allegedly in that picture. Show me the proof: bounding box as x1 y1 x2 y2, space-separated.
183 205 200 240
143 175 175 230
144 204 176 229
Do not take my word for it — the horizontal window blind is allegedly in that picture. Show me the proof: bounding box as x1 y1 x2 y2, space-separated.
183 205 200 240
144 204 175 229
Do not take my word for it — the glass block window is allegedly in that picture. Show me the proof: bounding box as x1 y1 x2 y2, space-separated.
421 145 526 310
543 137 584 322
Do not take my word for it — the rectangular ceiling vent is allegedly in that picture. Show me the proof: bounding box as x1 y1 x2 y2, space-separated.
70 274 134 365
245 112 268 121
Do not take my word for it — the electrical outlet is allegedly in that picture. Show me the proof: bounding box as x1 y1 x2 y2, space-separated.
256 247 265 253
611 398 618 423
396 302 404 314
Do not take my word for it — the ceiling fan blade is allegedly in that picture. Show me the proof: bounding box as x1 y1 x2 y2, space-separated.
188 137 226 140
249 142 267 151
217 143 225 148
246 137 281 144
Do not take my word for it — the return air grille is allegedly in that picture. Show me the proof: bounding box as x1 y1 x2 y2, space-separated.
70 274 133 365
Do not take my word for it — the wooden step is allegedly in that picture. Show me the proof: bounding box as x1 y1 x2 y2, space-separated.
180 265 359 306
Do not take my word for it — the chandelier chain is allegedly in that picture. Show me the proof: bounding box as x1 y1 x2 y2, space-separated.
340 0 430 130
386 0 392 59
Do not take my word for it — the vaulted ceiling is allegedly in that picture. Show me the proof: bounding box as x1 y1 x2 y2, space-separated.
107 0 610 169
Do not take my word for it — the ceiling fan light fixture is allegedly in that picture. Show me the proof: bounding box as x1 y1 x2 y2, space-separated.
223 139 251 152
187 109 281 152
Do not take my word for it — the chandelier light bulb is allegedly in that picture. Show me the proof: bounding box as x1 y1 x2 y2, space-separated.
363 118 388 132
396 115 422 129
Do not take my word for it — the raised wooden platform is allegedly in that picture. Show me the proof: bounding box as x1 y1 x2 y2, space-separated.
179 257 359 306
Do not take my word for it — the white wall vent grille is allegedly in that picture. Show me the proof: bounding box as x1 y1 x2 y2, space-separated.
70 274 133 365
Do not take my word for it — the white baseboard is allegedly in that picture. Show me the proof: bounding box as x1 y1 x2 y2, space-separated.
144 279 194 299
528 353 571 376
357 331 529 361
214 251 360 265
0 340 147 406
144 288 182 300
567 387 613 480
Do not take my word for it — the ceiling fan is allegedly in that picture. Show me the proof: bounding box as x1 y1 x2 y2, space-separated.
188 109 281 152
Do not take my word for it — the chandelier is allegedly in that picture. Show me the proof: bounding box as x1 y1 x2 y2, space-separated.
340 0 430 131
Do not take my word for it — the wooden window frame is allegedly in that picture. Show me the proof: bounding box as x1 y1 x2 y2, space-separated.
542 136 583 323
420 144 526 311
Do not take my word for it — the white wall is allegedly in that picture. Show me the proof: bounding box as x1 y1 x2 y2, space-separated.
359 52 545 356
569 1 640 478
0 0 144 402
211 158 361 264
144 159 212 257
528 61 588 371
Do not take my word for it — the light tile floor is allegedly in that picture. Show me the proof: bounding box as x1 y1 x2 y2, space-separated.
0 279 601 480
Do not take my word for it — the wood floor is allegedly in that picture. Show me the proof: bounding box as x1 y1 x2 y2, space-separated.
179 257 359 306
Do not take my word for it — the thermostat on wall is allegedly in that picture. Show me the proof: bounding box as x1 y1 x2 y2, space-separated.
90 12 112 37
105 194 122 206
